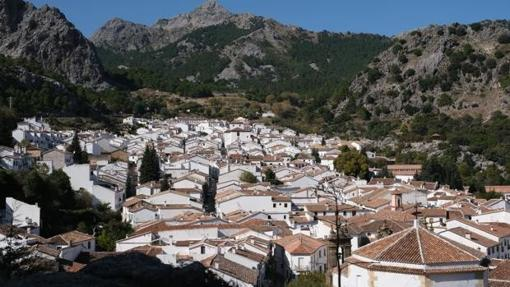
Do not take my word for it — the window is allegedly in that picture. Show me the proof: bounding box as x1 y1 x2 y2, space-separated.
352 211 357 216
201 246 206 254
88 242 91 249
273 203 276 208
284 203 288 208
284 215 287 220
268 215 272 220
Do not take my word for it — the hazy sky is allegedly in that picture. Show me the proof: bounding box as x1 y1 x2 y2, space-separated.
28 0 510 38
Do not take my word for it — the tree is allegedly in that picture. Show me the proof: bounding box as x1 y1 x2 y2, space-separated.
96 220 133 251
321 137 326 146
125 173 136 198
287 272 327 287
334 149 369 179
160 175 170 192
67 132 88 164
378 166 393 178
311 148 321 164
264 168 282 185
419 156 463 190
139 143 160 184
240 171 257 184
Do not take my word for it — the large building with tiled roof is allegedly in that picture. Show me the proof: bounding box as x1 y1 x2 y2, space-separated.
338 221 488 287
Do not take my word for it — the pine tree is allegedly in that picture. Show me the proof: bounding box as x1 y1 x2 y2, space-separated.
139 144 160 184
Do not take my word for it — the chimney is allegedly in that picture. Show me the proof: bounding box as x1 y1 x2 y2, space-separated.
413 219 419 228
214 262 219 269
465 232 471 240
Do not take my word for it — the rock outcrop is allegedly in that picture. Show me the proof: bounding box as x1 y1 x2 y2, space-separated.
340 20 510 119
0 0 107 89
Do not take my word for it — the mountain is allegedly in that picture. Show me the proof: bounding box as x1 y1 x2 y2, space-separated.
91 0 391 95
339 20 510 120
0 0 107 89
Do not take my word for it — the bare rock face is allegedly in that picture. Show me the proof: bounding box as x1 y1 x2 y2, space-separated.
0 0 107 89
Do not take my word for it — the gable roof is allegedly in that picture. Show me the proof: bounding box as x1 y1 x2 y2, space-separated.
274 233 327 255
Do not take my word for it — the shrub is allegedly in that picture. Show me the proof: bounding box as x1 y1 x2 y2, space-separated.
470 23 483 32
498 33 510 44
392 44 403 55
495 50 505 59
413 49 423 57
240 171 257 183
367 68 383 83
486 58 497 69
499 62 510 75
404 69 416 78
398 54 409 64
437 94 453 107
389 64 402 75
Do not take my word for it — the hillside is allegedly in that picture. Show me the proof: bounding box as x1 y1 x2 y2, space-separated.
0 0 107 89
91 0 391 95
340 20 510 120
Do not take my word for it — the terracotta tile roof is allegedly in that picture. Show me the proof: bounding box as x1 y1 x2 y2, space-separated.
274 233 327 255
210 254 258 285
490 260 510 285
235 248 266 263
48 230 94 246
354 225 481 265
448 227 499 248
130 245 164 257
368 178 397 186
454 219 510 238
486 186 510 194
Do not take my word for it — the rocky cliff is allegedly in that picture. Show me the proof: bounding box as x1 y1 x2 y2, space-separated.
0 0 107 89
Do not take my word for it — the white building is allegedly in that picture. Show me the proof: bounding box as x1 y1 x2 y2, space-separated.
273 233 328 279
63 164 125 211
5 197 41 235
339 221 488 287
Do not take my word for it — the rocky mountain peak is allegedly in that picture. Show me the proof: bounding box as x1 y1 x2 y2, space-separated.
198 0 226 12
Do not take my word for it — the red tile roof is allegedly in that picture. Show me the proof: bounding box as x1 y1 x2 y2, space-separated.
274 233 327 255
354 225 481 265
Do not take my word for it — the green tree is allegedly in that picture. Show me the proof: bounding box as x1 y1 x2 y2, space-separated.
419 157 463 190
67 132 88 164
96 220 133 251
139 144 160 184
287 272 328 287
311 148 321 164
0 107 17 147
264 168 282 185
160 174 170 192
334 149 370 179
125 172 136 198
240 171 258 183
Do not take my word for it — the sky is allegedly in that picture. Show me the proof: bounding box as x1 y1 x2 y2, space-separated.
27 0 510 38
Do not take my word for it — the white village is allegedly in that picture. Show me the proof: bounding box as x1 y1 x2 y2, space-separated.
2 116 510 286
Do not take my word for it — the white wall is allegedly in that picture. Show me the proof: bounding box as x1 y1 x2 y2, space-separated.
5 197 41 231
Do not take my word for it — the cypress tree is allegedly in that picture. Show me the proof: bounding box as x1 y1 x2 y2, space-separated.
67 132 87 164
139 144 160 184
